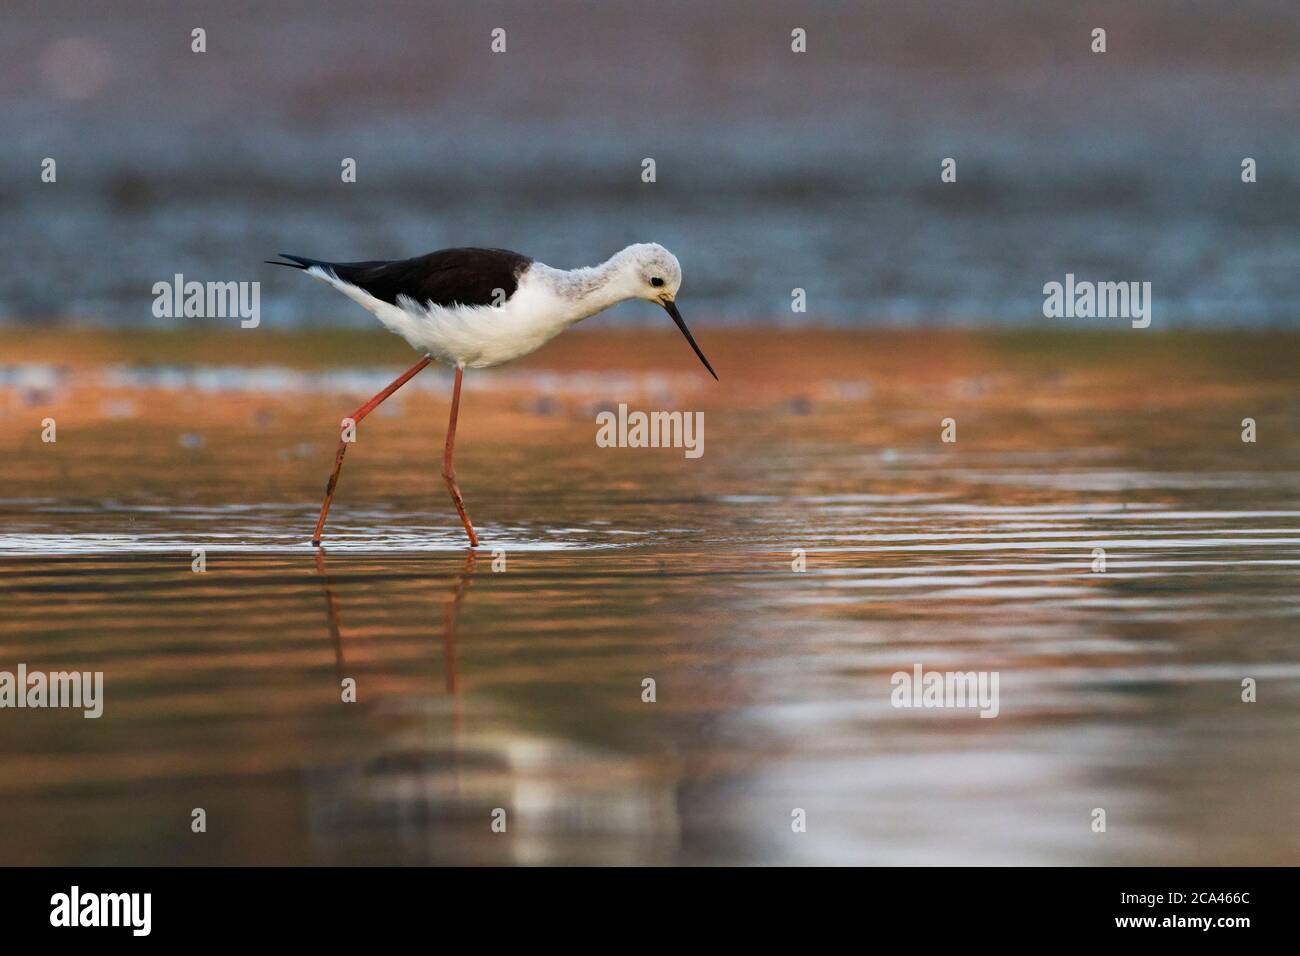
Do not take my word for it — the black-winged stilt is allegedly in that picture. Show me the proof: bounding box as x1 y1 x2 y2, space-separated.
266 244 717 548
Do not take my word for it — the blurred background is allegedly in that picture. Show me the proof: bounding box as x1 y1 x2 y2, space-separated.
3 0 1299 327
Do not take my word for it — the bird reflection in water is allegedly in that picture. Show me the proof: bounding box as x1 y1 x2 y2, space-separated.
314 547 475 720
307 549 679 865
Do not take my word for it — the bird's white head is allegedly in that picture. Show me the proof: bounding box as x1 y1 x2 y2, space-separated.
609 242 715 380
616 242 683 303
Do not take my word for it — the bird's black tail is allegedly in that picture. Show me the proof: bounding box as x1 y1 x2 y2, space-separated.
264 253 325 270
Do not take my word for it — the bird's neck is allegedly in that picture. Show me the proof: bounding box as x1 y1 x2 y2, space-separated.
541 254 636 322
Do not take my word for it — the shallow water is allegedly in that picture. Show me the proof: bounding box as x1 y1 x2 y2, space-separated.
1 330 1298 864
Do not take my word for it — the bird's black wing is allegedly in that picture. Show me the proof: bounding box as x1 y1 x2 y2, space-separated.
268 248 533 308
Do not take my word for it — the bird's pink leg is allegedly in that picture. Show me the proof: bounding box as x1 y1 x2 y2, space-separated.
442 365 479 547
312 354 432 546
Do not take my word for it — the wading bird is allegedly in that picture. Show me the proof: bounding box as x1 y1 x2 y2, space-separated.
266 244 717 548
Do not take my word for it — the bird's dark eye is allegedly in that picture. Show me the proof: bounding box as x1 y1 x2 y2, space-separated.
650 277 665 287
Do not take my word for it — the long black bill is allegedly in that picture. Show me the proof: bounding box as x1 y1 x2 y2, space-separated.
662 300 718 381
